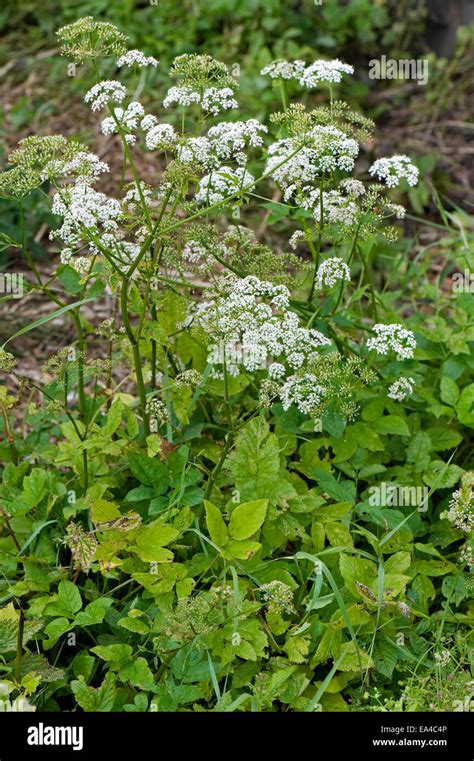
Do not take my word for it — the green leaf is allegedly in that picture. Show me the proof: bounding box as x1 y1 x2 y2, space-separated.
58 265 82 295
228 499 268 540
228 418 294 501
339 554 376 597
102 398 124 437
133 522 178 562
118 617 149 634
311 469 356 504
423 461 464 489
43 617 71 650
91 499 121 524
204 500 228 547
45 580 82 618
427 427 463 451
338 642 373 672
456 384 474 426
372 416 410 436
225 539 262 560
91 644 133 663
384 551 411 574
74 599 112 627
0 604 22 653
410 559 456 576
440 376 460 406
128 454 169 494
119 657 155 690
71 673 116 712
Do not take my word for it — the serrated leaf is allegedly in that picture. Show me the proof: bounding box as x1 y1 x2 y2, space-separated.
128 453 169 494
133 522 178 562
227 418 294 501
440 376 460 406
71 672 116 712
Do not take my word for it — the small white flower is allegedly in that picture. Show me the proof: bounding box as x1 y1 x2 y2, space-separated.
316 257 351 288
289 230 306 249
207 119 267 165
183 240 207 264
299 59 354 88
280 374 326 415
163 86 238 115
84 80 127 111
117 49 159 68
339 178 366 198
141 114 158 131
145 123 177 151
369 155 419 188
177 136 214 167
387 376 415 402
260 59 306 80
367 324 416 360
268 362 286 379
196 166 254 205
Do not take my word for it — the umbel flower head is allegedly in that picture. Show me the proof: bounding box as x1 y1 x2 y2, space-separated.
299 59 354 88
367 323 416 360
117 49 159 68
260 60 306 80
0 135 88 198
0 349 16 372
316 257 351 289
57 17 128 63
369 155 419 188
388 376 415 402
163 53 239 116
443 472 474 534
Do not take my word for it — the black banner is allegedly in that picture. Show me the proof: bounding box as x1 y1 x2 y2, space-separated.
0 711 470 760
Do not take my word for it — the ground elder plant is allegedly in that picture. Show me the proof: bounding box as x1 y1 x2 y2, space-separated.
0 19 472 714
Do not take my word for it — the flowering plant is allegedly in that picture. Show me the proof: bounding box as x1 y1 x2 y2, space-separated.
0 18 471 714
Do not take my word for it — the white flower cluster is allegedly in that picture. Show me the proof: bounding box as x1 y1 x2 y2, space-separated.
369 155 419 188
266 126 359 195
316 257 351 288
207 119 268 165
299 59 354 88
302 188 358 226
51 182 123 247
280 374 326 414
163 85 238 115
84 80 127 111
289 230 306 250
183 240 207 264
384 202 406 219
42 152 109 183
145 123 177 151
117 49 159 68
339 178 366 198
446 473 474 534
101 102 145 144
387 376 415 402
260 60 306 80
193 276 330 387
177 136 213 167
367 323 416 360
196 166 254 205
